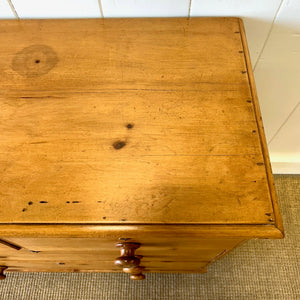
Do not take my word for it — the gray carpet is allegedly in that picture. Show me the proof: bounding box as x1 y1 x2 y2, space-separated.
0 175 299 300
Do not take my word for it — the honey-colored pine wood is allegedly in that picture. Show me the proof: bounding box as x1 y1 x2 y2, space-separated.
0 18 283 277
1 260 209 273
0 18 281 227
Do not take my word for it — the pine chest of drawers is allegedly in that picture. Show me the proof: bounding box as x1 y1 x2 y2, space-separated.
0 17 283 280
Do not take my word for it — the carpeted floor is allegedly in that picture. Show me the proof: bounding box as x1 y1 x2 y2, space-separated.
0 175 299 300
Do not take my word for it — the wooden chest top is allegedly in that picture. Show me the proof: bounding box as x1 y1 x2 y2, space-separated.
0 18 282 234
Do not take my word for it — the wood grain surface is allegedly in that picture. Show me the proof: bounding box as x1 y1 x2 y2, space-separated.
0 18 282 231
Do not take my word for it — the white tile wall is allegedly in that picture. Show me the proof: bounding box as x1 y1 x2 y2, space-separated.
269 103 300 160
12 0 101 18
0 0 15 18
190 0 282 66
254 0 300 172
101 0 190 18
269 103 300 174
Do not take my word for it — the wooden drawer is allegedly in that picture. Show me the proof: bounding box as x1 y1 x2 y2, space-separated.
5 237 243 252
0 236 243 273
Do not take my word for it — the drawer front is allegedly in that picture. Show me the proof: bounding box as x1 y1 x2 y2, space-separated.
0 236 245 273
2 260 208 273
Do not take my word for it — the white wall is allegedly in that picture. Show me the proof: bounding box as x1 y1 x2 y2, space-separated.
1 0 299 173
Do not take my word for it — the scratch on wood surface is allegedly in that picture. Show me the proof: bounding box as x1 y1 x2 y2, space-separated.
29 141 48 144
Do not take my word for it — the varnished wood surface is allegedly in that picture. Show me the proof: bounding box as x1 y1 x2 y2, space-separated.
0 236 242 273
0 259 209 272
0 18 247 91
4 236 243 252
238 20 284 235
0 224 283 239
0 18 281 228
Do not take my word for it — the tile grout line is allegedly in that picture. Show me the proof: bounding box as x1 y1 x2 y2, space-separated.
253 0 285 71
188 0 192 18
6 0 19 19
98 0 104 18
267 101 300 145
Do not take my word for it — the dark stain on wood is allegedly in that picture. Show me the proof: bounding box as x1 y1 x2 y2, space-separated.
126 123 134 129
113 140 126 150
11 44 58 77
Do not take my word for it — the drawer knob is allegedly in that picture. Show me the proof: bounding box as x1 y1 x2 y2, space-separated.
115 242 145 280
0 266 7 280
123 266 146 280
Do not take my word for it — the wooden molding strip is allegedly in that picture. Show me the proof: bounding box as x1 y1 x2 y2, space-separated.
238 18 284 237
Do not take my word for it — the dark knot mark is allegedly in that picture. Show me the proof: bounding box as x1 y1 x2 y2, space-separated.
12 44 58 77
113 140 126 150
126 123 134 129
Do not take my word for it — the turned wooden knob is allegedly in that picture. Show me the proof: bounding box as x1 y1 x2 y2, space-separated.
0 267 7 280
123 266 146 280
115 242 141 268
115 242 145 280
